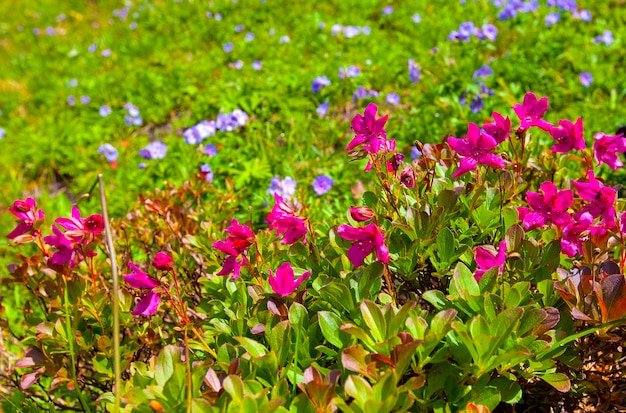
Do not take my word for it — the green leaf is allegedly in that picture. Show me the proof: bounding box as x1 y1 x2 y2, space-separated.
223 375 245 401
490 377 522 404
267 321 291 365
234 337 268 357
155 345 178 387
288 302 307 326
360 300 387 342
319 311 347 348
344 375 372 407
319 282 355 312
539 373 571 392
422 290 450 310
450 262 480 298
471 385 501 410
436 227 455 264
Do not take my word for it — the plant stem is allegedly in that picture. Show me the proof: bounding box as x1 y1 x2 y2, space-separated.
63 277 92 413
184 328 192 413
190 325 218 359
98 174 121 413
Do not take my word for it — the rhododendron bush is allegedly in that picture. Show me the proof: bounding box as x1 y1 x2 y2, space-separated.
5 95 626 412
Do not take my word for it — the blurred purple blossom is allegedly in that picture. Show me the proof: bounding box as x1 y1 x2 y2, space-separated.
339 65 360 79
97 143 118 162
594 30 614 46
386 93 400 106
579 72 593 87
205 144 218 156
545 12 560 27
66 78 78 87
411 146 422 160
408 59 421 83
99 105 112 117
139 142 167 160
473 65 493 79
412 13 422 23
312 76 331 93
316 101 329 117
382 6 393 15
312 175 334 196
268 176 297 201
67 95 76 106
252 60 262 70
101 49 112 57
199 164 214 183
245 32 255 41
88 43 97 53
470 96 484 113
280 35 290 43
80 96 91 105
223 42 233 52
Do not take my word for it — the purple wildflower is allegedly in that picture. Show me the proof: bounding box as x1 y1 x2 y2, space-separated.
312 175 334 196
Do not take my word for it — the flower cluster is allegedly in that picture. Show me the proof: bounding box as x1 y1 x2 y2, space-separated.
139 141 168 160
124 103 143 126
330 24 371 38
267 194 307 245
184 120 217 145
268 176 297 202
448 22 497 42
312 76 331 93
7 198 45 242
339 66 360 79
212 219 255 279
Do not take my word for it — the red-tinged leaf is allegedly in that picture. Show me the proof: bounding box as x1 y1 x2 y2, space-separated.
602 274 626 308
532 307 560 336
341 345 369 375
303 365 323 385
608 297 626 321
540 373 571 392
20 368 43 389
571 307 596 322
204 368 222 392
250 323 265 334
267 297 288 319
370 353 395 368
14 347 45 368
553 282 576 303
463 403 491 413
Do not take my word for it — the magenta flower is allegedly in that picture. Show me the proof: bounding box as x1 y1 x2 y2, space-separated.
573 170 616 231
400 166 415 188
549 118 585 153
560 212 593 258
346 103 388 153
55 206 105 243
447 123 506 178
350 206 375 222
153 252 174 271
517 181 573 230
124 263 161 316
7 198 45 241
337 223 389 268
474 240 506 281
267 194 307 245
212 219 255 279
513 92 552 132
268 262 311 296
593 131 626 170
43 226 81 267
482 112 511 144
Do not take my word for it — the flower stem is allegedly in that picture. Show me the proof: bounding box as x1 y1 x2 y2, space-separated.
190 325 218 359
98 174 121 413
184 328 192 413
63 277 92 413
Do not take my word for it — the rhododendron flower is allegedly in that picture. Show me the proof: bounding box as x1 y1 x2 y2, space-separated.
268 262 311 296
350 206 375 222
400 166 415 188
447 123 505 178
267 194 307 245
482 112 511 144
550 118 585 153
593 131 626 170
517 181 573 230
346 103 388 153
337 223 389 268
212 219 255 279
561 212 593 258
44 226 84 267
7 198 45 241
513 92 552 132
153 252 174 271
474 240 506 281
55 206 104 242
573 171 616 231
124 263 161 316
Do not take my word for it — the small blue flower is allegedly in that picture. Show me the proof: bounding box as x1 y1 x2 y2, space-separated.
199 163 214 183
316 101 329 117
139 141 167 160
205 144 218 156
67 95 76 106
470 96 484 113
0 127 5 139
101 49 112 57
579 72 593 87
311 76 331 93
386 93 400 106
80 96 91 105
382 6 393 15
252 60 262 70
223 42 233 52
473 65 493 79
99 105 112 117
411 146 422 160
412 13 422 23
408 59 421 83
545 12 560 27
268 176 297 201
245 32 255 41
312 175 334 196
98 143 118 162
88 43 97 53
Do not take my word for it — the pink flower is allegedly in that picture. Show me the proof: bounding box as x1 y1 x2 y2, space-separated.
124 263 161 316
337 223 389 268
482 112 511 144
593 131 626 170
7 198 45 241
153 252 174 271
517 181 573 230
350 206 375 222
43 226 83 267
549 118 585 153
346 103 388 153
266 194 307 245
572 170 616 231
474 240 506 281
560 212 593 258
400 166 415 188
513 92 552 132
447 122 506 178
55 206 105 243
212 219 255 279
268 262 311 296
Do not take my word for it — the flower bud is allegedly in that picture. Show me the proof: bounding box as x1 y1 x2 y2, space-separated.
350 206 375 222
153 252 174 271
400 166 415 188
